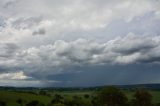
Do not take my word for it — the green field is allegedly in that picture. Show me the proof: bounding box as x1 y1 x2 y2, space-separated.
0 90 51 106
0 90 94 106
0 89 160 106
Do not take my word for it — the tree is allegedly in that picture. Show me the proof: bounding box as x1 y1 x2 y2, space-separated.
0 101 6 106
39 90 47 95
156 102 160 106
91 96 102 106
53 103 65 106
84 94 90 98
51 94 64 105
132 89 152 106
70 95 82 106
16 98 23 106
98 86 128 106
26 100 39 106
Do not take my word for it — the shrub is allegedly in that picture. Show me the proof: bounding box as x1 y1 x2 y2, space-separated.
0 101 6 106
84 94 90 98
98 86 128 106
131 89 152 106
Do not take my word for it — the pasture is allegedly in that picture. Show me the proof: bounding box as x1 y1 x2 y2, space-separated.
0 88 160 106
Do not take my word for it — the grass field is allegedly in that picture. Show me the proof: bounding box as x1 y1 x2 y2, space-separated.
0 89 160 106
0 90 51 106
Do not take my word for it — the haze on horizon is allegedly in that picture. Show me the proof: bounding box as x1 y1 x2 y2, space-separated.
0 0 160 87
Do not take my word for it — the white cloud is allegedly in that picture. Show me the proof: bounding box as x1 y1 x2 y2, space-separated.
0 0 159 46
0 71 31 80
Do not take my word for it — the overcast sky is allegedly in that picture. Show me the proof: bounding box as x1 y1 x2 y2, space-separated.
0 0 160 87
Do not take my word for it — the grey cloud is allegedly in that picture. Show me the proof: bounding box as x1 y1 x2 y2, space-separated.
0 34 160 86
3 0 18 8
54 39 104 64
12 17 43 29
0 17 6 29
0 0 160 86
1 0 159 30
109 34 157 55
44 64 160 87
0 43 19 58
6 35 158 78
0 34 159 78
0 43 20 74
32 28 46 35
0 0 159 48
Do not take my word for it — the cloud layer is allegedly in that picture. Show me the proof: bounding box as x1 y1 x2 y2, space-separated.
0 0 160 45
16 34 160 69
0 0 160 86
0 34 160 86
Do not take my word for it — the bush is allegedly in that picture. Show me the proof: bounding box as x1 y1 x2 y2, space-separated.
53 103 65 106
26 100 39 106
84 94 90 98
39 90 47 95
131 89 153 106
51 94 64 105
0 101 6 106
16 98 23 105
156 103 160 106
98 86 128 106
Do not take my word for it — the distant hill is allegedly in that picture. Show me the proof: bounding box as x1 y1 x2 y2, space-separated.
1 83 160 91
115 83 160 90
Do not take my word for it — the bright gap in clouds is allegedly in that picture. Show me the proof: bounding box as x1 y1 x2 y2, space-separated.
0 0 160 87
0 71 30 80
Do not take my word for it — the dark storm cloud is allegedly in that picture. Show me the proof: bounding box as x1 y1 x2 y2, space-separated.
43 64 160 87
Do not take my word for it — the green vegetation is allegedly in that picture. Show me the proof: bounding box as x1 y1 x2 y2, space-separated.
0 90 51 106
0 87 160 106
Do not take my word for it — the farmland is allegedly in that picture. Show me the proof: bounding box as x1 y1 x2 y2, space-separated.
0 85 160 106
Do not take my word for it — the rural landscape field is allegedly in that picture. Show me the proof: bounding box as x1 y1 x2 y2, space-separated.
1 84 160 106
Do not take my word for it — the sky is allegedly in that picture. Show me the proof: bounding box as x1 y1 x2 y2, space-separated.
0 0 160 87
